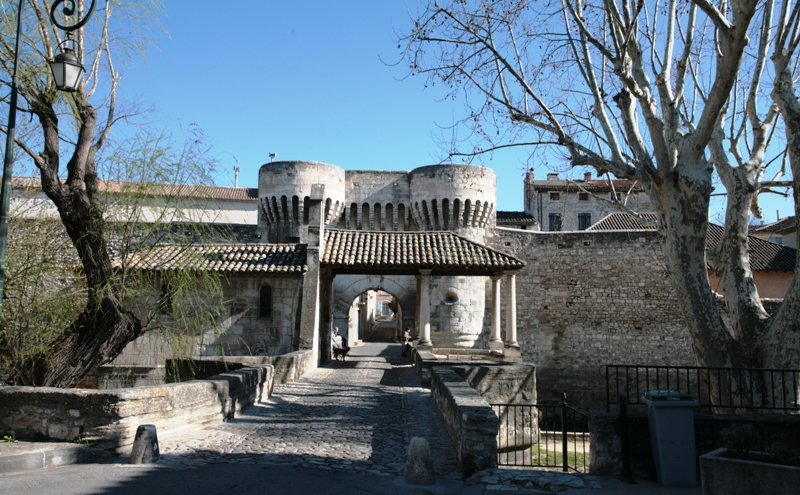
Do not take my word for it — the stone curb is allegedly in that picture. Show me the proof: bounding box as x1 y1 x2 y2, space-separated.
0 444 95 475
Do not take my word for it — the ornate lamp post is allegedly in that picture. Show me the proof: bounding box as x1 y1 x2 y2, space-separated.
0 0 95 314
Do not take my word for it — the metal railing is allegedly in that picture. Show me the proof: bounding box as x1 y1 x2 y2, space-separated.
602 364 800 413
492 394 589 472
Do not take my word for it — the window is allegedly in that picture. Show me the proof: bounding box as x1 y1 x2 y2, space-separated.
610 192 622 200
770 236 783 245
550 192 560 201
259 286 272 318
159 283 173 315
548 213 562 231
579 192 589 201
578 213 592 230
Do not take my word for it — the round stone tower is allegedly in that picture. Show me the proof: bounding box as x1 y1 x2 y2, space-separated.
409 164 497 347
408 164 496 242
258 160 346 243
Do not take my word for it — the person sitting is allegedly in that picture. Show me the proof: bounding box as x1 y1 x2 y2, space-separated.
402 327 412 357
331 327 350 360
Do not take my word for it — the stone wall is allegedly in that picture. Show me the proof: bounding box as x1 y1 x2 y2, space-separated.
430 367 499 474
216 275 303 356
193 349 316 384
493 229 695 409
112 274 304 367
451 365 537 465
0 365 273 448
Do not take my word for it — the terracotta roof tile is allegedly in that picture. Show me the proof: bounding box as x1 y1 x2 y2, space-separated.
121 244 307 274
530 179 645 192
586 212 659 231
589 213 796 272
12 177 258 202
751 216 796 234
321 229 525 271
496 211 537 223
706 224 795 272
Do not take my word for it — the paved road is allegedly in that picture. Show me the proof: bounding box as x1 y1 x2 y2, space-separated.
159 345 461 478
0 340 702 494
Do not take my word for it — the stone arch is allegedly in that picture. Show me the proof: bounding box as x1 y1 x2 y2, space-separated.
332 274 417 344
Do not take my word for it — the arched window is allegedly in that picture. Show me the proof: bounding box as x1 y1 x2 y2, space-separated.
259 286 272 318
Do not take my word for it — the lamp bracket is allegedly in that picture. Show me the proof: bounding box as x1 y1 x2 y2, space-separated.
49 0 96 32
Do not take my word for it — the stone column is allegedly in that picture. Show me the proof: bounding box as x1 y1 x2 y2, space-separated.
418 269 433 347
297 185 325 365
505 272 518 347
414 274 421 339
488 274 503 352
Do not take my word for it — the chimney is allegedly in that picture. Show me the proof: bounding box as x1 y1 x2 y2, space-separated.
547 173 559 180
584 171 592 181
524 168 535 215
234 166 240 188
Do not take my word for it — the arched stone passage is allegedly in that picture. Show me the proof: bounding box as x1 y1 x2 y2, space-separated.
332 275 416 345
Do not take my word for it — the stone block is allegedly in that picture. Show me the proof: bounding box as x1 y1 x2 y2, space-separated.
129 424 160 464
404 437 435 485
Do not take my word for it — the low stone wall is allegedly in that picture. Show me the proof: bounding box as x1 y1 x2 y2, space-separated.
76 365 166 389
413 348 514 386
167 349 316 387
0 364 273 448
590 410 651 477
430 367 499 474
451 364 537 465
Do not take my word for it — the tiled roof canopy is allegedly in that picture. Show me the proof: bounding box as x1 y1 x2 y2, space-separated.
589 213 796 272
322 229 526 275
122 244 307 274
496 211 537 223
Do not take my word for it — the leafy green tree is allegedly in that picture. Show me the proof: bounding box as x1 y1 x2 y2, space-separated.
0 1 222 386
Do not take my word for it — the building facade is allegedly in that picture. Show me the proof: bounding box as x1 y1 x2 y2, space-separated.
13 160 795 408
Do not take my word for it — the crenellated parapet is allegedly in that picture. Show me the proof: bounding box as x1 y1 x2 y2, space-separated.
257 161 497 247
408 164 496 242
258 161 345 242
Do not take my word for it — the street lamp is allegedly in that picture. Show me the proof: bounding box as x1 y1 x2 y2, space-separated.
48 0 96 92
0 0 96 314
49 48 85 93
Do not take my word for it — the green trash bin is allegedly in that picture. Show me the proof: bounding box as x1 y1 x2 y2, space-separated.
643 390 699 486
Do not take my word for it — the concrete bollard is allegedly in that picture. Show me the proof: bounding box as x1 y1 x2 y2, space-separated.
130 424 160 464
404 437 435 485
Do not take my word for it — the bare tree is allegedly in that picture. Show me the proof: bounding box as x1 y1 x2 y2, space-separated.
0 0 170 386
401 0 799 370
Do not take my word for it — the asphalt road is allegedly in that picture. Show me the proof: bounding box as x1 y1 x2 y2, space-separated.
0 461 449 495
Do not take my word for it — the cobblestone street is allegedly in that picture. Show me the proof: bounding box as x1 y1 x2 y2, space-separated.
158 345 461 480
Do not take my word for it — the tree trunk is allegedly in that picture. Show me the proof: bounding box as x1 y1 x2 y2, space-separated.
762 53 800 370
8 181 144 387
12 296 142 387
710 166 769 352
657 152 749 370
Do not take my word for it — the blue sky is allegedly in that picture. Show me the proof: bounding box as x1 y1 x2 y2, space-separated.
118 1 531 212
113 1 793 222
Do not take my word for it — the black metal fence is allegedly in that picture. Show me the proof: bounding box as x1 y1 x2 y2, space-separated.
602 364 800 413
492 395 589 472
